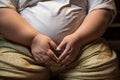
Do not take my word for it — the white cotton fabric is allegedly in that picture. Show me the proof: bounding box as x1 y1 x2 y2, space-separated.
0 0 116 44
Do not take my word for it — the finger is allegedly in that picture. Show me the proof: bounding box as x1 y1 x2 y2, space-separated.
56 40 68 61
40 54 58 66
49 40 59 58
32 51 58 66
58 45 72 62
49 40 57 50
56 40 66 51
32 51 47 64
33 54 43 64
34 55 40 62
46 49 59 62
60 54 75 66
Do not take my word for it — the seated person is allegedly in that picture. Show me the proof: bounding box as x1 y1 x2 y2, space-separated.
0 0 119 80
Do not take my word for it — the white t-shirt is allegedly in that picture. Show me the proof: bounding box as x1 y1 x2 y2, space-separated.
0 0 116 44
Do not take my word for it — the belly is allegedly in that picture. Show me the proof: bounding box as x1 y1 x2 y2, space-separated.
21 1 86 44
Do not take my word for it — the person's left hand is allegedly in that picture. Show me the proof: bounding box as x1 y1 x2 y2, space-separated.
57 33 82 66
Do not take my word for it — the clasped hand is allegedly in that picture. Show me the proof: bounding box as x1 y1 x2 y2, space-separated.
31 33 81 66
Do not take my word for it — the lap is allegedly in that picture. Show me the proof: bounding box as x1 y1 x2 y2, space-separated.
0 35 50 80
58 38 120 80
0 35 119 80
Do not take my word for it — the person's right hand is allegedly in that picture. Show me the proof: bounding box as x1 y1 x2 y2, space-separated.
31 34 59 66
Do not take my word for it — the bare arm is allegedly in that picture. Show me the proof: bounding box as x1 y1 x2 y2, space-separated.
72 9 113 46
0 8 38 46
0 8 59 64
57 9 113 65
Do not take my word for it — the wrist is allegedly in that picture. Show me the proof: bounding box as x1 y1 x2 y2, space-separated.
31 33 41 45
71 32 85 47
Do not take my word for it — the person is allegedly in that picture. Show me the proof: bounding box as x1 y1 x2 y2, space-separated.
0 0 119 80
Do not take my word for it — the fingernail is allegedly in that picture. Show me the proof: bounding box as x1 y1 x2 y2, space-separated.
56 47 59 50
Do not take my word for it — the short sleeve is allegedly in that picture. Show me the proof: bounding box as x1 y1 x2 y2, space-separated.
88 0 117 21
0 0 39 12
0 0 18 10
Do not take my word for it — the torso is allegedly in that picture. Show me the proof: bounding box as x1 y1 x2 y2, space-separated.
20 0 88 44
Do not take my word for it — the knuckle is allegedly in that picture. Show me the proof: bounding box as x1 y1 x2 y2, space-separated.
47 50 53 57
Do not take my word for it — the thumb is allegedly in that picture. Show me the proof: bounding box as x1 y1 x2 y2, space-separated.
56 41 66 51
49 40 57 50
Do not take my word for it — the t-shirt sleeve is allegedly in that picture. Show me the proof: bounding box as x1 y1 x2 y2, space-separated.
0 0 39 12
0 0 18 10
88 0 117 21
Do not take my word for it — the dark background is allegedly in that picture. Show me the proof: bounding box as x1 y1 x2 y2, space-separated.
103 0 120 63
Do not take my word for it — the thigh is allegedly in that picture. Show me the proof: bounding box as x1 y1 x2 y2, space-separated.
58 38 120 80
0 36 50 80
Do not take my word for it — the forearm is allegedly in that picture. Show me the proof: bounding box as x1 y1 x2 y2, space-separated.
73 9 112 46
0 8 39 46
